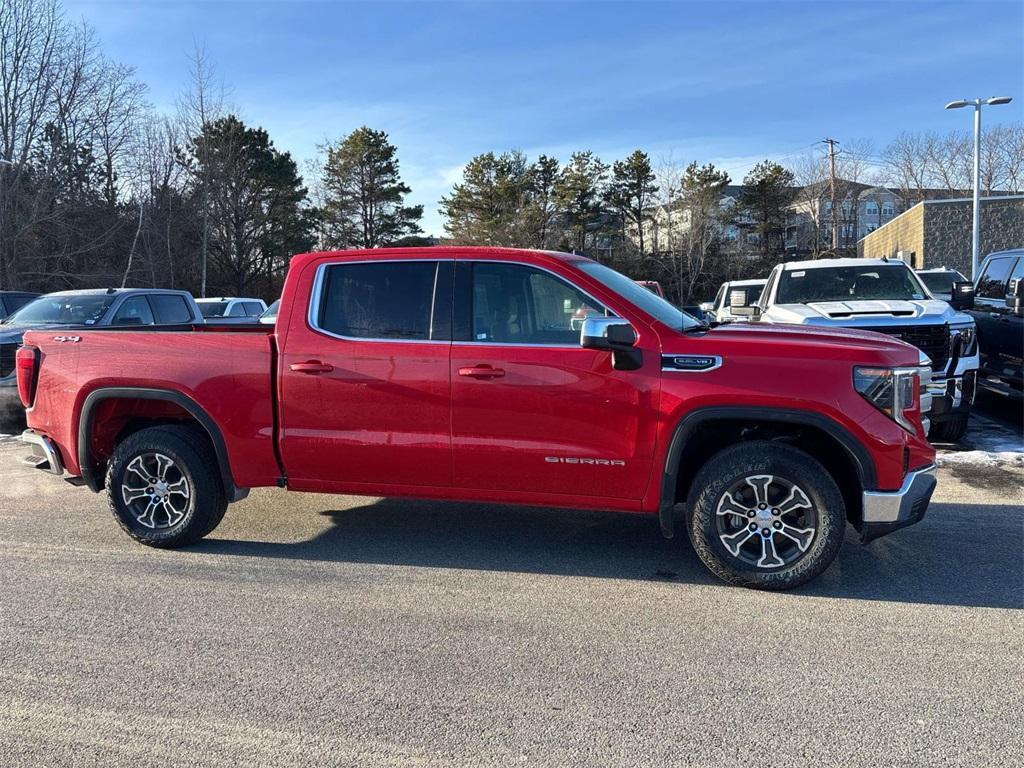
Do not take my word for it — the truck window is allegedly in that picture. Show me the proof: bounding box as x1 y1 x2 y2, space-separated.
151 294 194 324
227 303 247 317
471 262 606 345
243 302 263 316
317 261 440 341
111 296 156 326
977 257 1016 299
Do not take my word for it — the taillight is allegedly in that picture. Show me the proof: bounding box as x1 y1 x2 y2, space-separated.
16 345 39 407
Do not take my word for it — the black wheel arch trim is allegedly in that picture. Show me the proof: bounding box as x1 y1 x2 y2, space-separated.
77 386 248 501
658 406 876 538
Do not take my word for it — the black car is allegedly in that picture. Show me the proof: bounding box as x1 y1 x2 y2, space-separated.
967 250 1024 399
0 291 39 321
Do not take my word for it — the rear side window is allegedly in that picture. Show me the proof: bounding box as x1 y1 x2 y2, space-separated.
111 296 155 326
243 302 264 317
150 294 194 324
227 303 247 317
316 261 444 341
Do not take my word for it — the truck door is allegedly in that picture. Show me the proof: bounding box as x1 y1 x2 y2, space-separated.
449 260 660 502
972 255 1019 382
278 258 453 491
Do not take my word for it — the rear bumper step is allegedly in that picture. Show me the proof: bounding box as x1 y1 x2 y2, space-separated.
20 429 65 476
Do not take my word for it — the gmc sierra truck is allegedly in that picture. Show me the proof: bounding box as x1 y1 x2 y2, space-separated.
18 247 937 590
745 258 979 442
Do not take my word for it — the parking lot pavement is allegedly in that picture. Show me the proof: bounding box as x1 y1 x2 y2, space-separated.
0 441 1021 768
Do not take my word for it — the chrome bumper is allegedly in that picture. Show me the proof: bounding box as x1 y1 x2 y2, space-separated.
20 429 65 475
861 463 937 543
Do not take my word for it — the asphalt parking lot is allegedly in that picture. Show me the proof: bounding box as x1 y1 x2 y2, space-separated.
1 426 1022 767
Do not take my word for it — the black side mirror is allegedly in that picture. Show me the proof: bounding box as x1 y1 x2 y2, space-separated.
949 281 975 311
1009 278 1024 314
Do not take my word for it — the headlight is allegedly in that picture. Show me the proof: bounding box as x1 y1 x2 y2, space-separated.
853 366 920 433
950 323 977 356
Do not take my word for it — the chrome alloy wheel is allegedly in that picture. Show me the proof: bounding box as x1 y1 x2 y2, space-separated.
120 452 191 529
714 474 817 569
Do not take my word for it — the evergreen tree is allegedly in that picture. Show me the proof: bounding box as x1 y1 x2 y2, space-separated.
739 160 795 256
321 127 422 248
604 150 658 255
439 150 532 246
185 115 315 295
555 151 609 254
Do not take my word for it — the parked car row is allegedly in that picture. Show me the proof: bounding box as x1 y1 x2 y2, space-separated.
700 250 1024 442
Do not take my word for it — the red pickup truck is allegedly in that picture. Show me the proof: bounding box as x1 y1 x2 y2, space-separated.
18 247 937 589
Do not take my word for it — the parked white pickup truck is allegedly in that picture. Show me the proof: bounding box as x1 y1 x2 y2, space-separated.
738 258 979 442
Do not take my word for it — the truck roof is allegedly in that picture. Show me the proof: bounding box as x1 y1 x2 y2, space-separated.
40 288 191 297
727 279 767 287
780 257 905 271
290 246 593 271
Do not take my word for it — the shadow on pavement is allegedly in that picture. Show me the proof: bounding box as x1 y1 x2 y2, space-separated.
195 497 1023 610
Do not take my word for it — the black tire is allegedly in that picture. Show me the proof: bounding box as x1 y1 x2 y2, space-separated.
928 414 969 443
686 441 845 590
105 424 228 548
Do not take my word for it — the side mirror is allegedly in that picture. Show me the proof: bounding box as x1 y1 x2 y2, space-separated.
731 305 762 319
580 316 641 371
699 301 715 313
580 317 637 350
1009 278 1024 314
949 280 975 311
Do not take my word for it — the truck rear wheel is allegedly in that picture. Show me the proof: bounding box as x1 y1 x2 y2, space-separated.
686 441 845 590
105 425 228 548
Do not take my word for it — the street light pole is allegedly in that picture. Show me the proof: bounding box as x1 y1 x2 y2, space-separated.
945 96 1013 280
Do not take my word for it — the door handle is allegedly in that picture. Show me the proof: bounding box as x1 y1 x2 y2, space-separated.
290 360 334 374
458 365 506 379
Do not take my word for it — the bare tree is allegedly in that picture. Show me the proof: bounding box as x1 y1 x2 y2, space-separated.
177 43 225 297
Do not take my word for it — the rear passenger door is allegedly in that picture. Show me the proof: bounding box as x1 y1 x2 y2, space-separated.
110 296 156 326
278 258 454 491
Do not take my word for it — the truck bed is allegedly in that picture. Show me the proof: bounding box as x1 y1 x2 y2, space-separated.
23 325 281 489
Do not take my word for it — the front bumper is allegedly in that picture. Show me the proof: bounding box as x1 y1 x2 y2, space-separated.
21 429 65 475
861 463 937 543
927 370 977 421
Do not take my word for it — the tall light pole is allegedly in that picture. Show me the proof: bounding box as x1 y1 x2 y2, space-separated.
945 96 1013 279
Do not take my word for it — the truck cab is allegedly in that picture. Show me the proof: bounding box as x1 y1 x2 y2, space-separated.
967 249 1024 400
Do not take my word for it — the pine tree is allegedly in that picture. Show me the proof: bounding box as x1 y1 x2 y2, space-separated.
604 150 658 255
555 151 609 254
740 160 795 256
321 127 423 249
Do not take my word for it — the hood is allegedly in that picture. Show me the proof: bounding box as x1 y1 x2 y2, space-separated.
765 299 963 326
663 321 925 368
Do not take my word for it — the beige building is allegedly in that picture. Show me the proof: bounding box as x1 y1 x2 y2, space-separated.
857 195 1024 274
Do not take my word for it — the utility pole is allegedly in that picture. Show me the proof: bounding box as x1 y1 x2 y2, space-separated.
823 138 839 252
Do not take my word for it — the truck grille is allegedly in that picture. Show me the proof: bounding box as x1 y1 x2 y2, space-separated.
867 325 949 371
0 343 15 378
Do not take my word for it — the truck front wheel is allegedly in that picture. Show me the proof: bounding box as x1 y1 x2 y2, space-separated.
105 425 228 548
687 442 846 590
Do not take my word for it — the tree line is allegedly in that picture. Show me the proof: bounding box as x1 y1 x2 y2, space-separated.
2 0 1022 304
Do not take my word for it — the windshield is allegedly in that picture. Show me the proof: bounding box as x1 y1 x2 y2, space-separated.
576 262 704 329
197 301 229 317
918 271 966 295
3 294 115 325
776 265 928 304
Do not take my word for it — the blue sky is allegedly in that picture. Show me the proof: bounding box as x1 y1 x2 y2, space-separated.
67 0 1023 236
